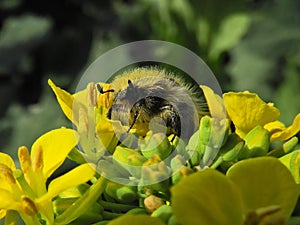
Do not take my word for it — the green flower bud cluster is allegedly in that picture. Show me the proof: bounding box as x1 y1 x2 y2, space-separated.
63 114 299 225
186 116 231 168
209 124 299 172
43 74 300 225
94 114 299 217
51 180 149 225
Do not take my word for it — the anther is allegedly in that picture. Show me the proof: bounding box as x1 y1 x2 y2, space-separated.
18 146 32 173
32 145 44 172
87 82 97 107
21 196 38 215
0 163 16 184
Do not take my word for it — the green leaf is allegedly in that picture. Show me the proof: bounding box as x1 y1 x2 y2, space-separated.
227 157 299 221
107 214 165 225
171 169 244 225
0 14 52 48
0 0 22 10
287 217 300 225
209 13 250 60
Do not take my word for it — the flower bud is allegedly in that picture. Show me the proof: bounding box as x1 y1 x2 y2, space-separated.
105 181 138 203
140 163 171 192
140 132 172 160
186 116 229 168
125 207 148 215
220 133 244 162
113 146 147 177
268 137 298 158
239 126 270 159
211 133 244 169
200 118 229 167
171 166 193 185
170 155 186 172
144 195 165 214
151 205 173 224
171 136 187 156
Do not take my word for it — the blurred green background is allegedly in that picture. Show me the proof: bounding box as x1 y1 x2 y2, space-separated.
0 0 299 160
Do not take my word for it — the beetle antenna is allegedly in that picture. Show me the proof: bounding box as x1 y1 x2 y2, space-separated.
97 84 114 94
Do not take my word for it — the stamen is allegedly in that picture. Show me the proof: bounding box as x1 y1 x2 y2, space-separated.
21 196 38 215
32 145 44 172
18 146 32 174
0 163 16 184
87 82 97 107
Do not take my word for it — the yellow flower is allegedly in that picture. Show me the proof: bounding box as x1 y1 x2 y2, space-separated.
223 91 300 141
48 79 112 127
200 85 227 120
223 91 280 138
48 79 126 158
0 128 95 225
264 113 300 141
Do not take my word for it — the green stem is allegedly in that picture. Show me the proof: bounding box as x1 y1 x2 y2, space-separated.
98 200 137 212
102 211 123 220
91 220 110 225
210 156 224 169
54 176 107 225
15 171 36 199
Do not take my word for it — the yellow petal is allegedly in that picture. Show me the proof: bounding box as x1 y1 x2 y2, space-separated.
227 157 298 221
223 92 280 138
31 128 79 179
0 188 22 211
0 163 17 193
265 113 300 142
0 152 16 170
37 164 95 202
264 120 286 134
96 118 125 150
48 79 75 124
201 85 226 119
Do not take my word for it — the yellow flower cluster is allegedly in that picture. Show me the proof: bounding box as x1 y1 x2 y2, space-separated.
0 78 299 225
0 128 95 224
224 91 300 141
